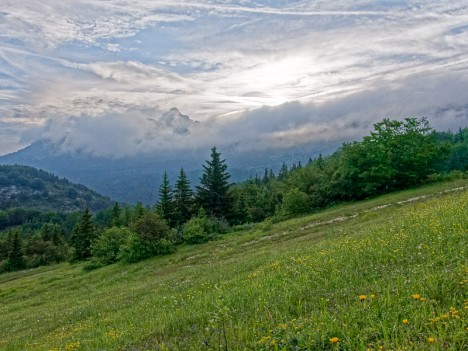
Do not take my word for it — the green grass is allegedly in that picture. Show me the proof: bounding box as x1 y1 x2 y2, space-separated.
1 179 467 351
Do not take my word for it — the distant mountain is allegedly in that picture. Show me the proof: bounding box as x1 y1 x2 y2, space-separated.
0 140 336 205
0 165 113 212
0 109 338 204
150 107 198 135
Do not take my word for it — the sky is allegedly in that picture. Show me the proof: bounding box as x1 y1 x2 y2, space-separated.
1 0 468 156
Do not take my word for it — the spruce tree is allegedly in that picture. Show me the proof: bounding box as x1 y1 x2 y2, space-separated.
156 171 173 225
133 202 146 221
262 168 269 184
196 147 231 218
70 208 96 261
173 168 193 226
278 162 289 180
6 230 25 271
110 203 122 227
317 154 324 170
268 168 275 180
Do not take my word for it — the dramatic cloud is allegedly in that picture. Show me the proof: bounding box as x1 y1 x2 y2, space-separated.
1 0 468 155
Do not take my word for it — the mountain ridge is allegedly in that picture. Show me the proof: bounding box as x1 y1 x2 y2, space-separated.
0 109 338 204
0 164 113 212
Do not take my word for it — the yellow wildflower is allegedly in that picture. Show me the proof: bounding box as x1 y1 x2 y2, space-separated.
411 294 420 300
428 337 435 343
359 295 367 301
402 319 409 325
370 294 376 299
330 337 340 343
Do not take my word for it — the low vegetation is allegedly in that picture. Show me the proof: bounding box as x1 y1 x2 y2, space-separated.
0 182 466 350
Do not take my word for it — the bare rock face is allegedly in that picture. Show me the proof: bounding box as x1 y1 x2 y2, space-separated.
149 107 198 135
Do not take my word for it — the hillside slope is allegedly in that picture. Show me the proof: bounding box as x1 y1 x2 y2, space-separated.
0 165 113 212
0 180 467 350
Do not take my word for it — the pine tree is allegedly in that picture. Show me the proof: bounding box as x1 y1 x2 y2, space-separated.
123 207 132 226
6 230 25 271
173 168 193 226
196 147 231 218
262 168 269 184
317 154 324 170
40 223 65 246
278 162 289 180
70 208 96 261
110 203 122 227
268 168 275 180
156 171 173 225
133 202 146 221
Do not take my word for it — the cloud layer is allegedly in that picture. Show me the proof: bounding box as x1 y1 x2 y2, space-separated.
1 0 468 155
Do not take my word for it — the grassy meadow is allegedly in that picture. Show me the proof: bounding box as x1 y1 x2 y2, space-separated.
1 179 467 350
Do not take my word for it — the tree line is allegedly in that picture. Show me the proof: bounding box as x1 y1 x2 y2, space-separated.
1 117 467 272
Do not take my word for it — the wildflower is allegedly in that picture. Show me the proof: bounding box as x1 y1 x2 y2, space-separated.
411 294 420 300
402 319 409 325
420 297 427 301
330 337 340 343
359 295 367 301
370 294 376 299
428 337 435 343
258 336 271 345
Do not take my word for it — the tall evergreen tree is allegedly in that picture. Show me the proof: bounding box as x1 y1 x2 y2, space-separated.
110 203 122 227
268 168 275 180
133 202 146 221
70 208 97 261
123 207 132 226
40 222 65 246
156 171 173 224
173 168 193 226
278 162 289 180
317 154 324 170
6 230 25 271
262 168 269 184
196 147 231 218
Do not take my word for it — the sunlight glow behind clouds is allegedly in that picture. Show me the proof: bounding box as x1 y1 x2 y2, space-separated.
0 0 467 155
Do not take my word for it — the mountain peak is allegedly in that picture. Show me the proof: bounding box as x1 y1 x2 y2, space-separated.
157 107 196 135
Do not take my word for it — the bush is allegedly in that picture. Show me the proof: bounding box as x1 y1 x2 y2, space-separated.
25 236 69 268
117 233 175 263
117 213 175 263
117 232 147 263
130 212 171 243
278 188 309 218
182 209 219 244
427 170 468 183
91 227 131 265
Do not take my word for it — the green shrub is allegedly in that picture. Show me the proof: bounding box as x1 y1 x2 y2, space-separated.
91 227 131 265
182 209 218 244
117 232 146 263
117 213 175 263
278 188 309 218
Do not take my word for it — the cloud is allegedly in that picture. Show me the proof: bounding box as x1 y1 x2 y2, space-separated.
1 0 468 155
0 0 196 49
30 68 468 158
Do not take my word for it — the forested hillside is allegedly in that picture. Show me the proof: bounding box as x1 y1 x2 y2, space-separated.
0 118 467 274
0 165 113 213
